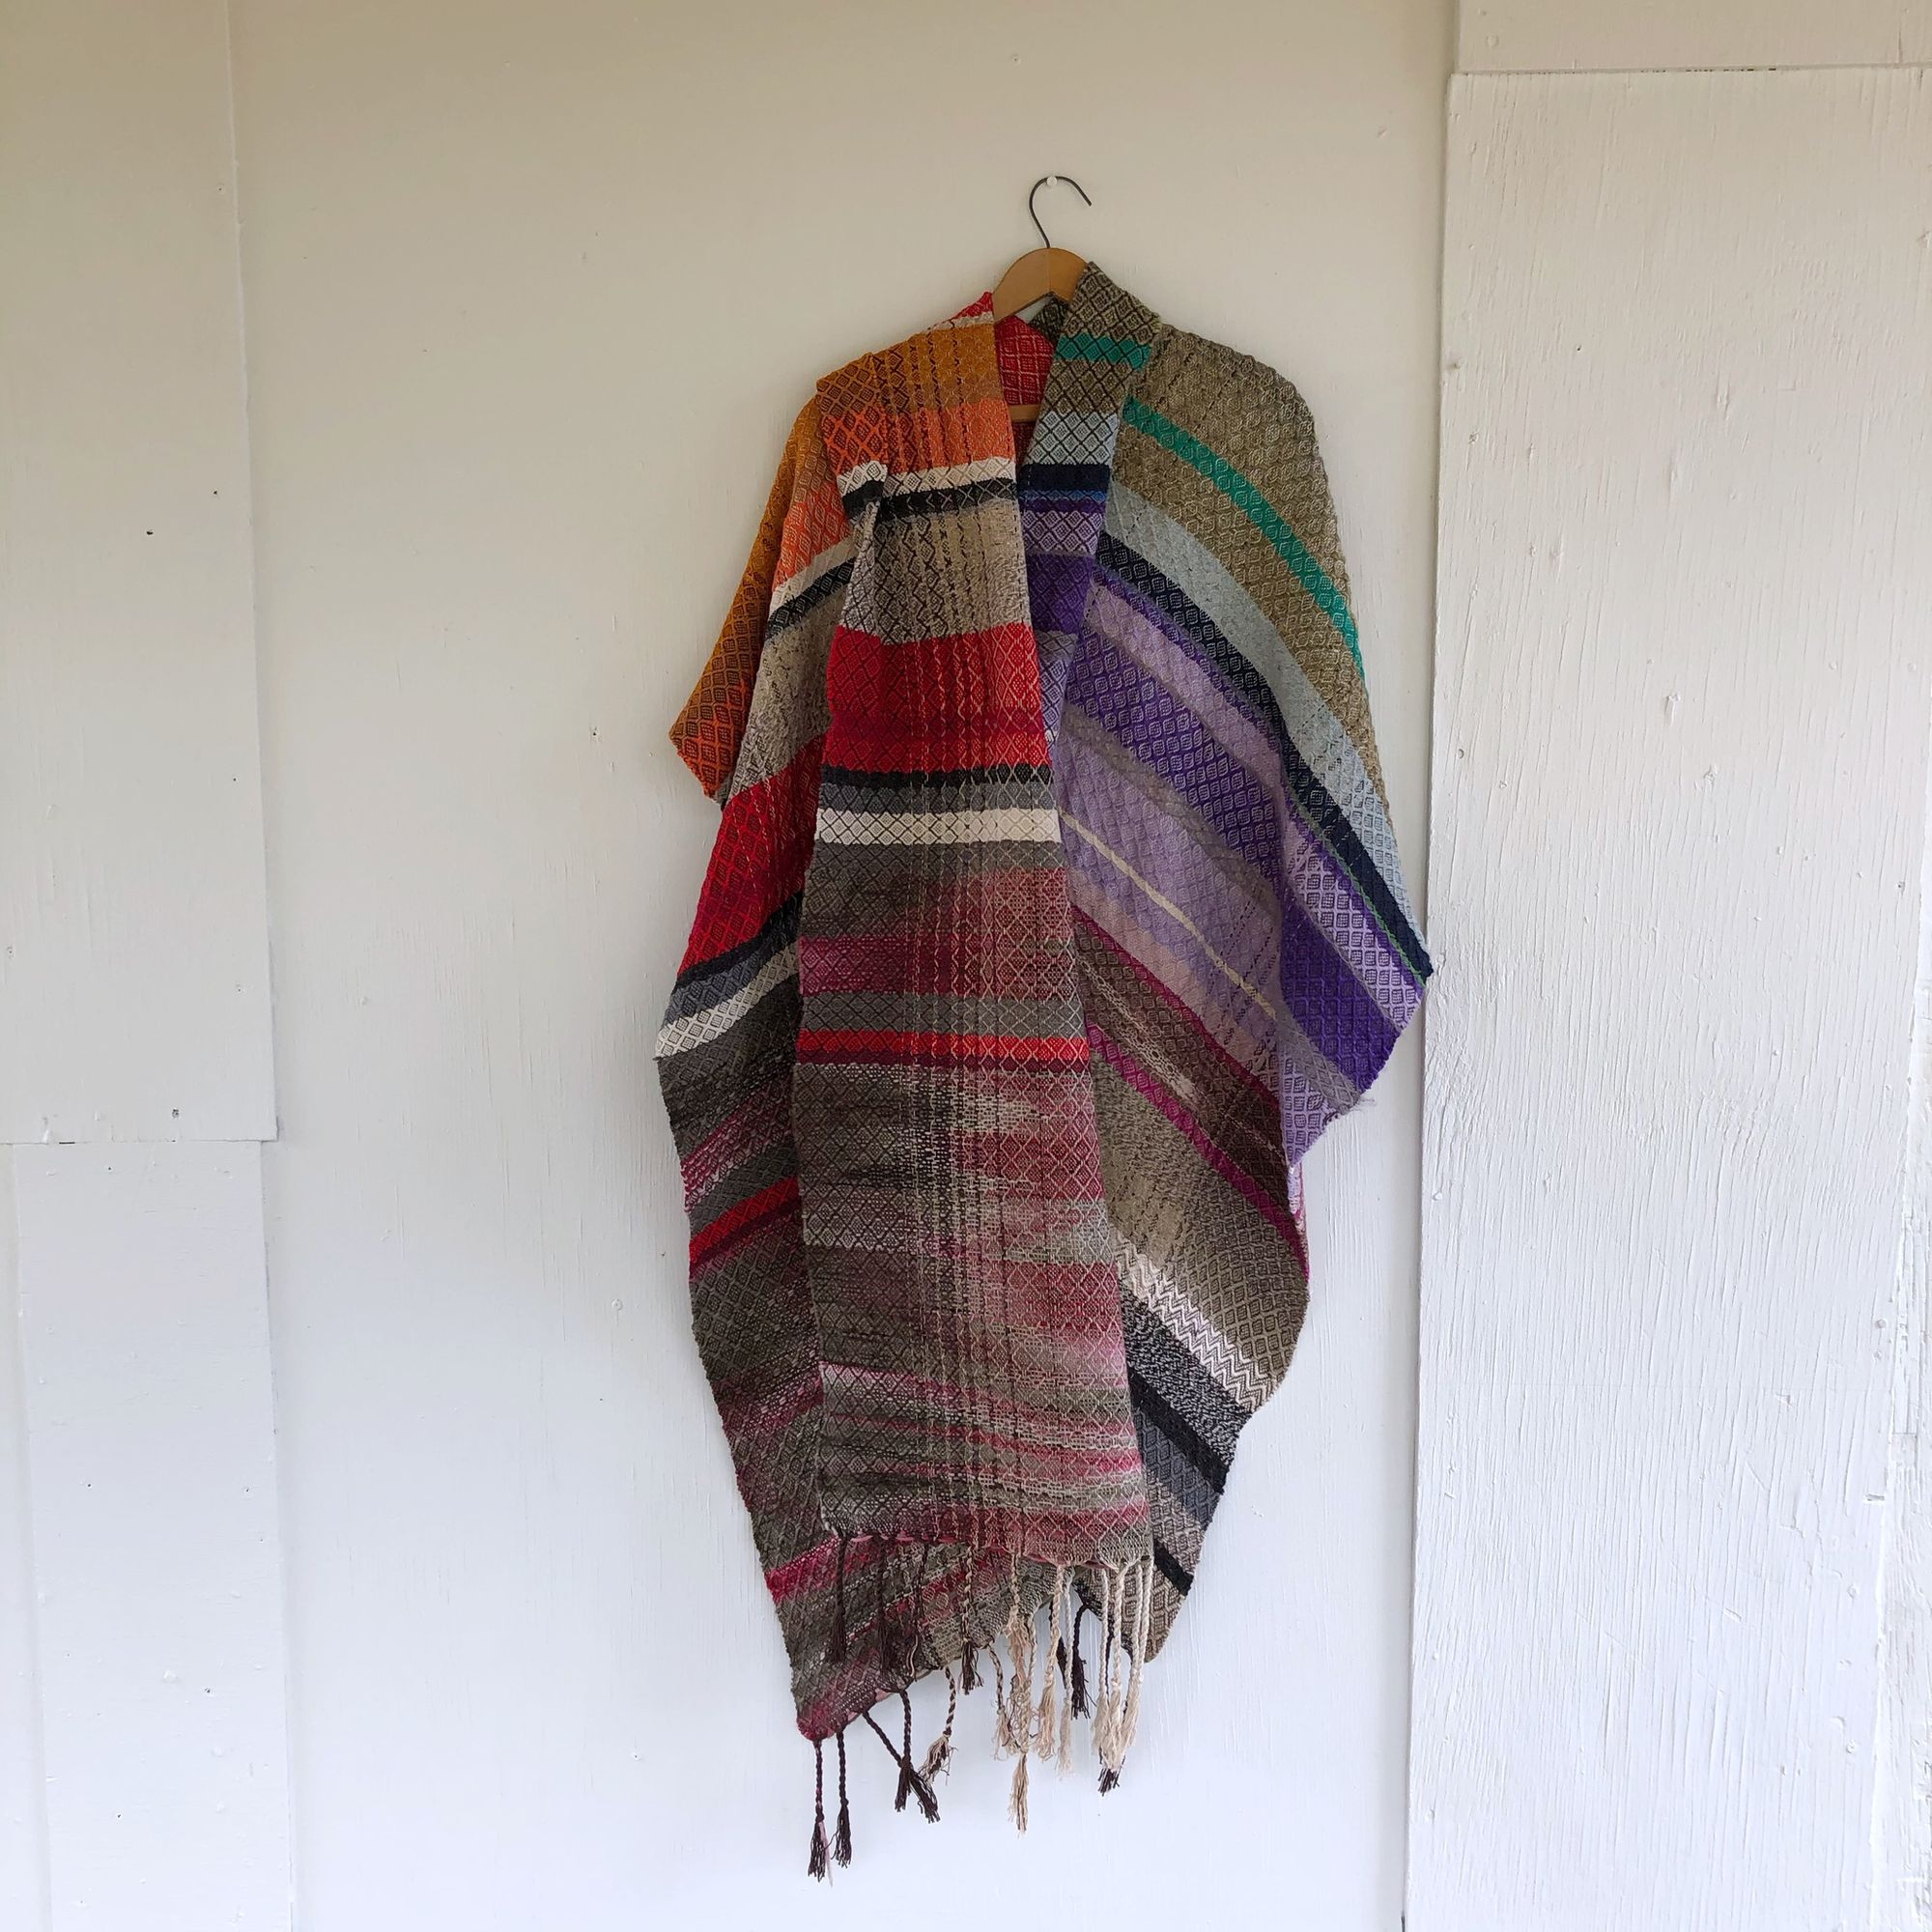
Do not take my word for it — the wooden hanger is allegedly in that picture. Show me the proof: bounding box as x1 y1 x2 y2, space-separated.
992 176 1092 424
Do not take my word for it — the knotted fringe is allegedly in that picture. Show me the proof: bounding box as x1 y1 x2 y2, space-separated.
921 1662 958 1782
808 1739 830 1880
1067 1604 1091 1719
810 1548 1157 1866
860 1704 940 1823
1034 1564 1065 1768
834 1727 853 1865
989 1641 1015 1752
1093 1555 1154 1794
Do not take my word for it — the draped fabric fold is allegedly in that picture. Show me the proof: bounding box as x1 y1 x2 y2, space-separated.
655 266 1429 1852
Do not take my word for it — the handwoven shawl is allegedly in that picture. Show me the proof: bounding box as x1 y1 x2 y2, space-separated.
656 266 1429 1862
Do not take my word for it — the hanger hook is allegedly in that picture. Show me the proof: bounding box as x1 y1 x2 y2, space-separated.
1028 174 1093 251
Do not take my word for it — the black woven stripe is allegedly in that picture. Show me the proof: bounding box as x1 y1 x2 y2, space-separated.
1096 531 1430 978
672 892 801 992
819 763 1051 791
1127 1368 1230 1490
839 476 884 518
768 558 852 638
874 476 1017 525
1019 462 1111 495
1153 1541 1194 1593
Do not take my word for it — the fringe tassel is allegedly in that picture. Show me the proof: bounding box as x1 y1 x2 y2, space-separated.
1066 1584 1082 1770
1036 1564 1068 1767
1008 1747 1030 1833
1003 1562 1037 1762
1068 1604 1091 1719
894 1690 914 1812
1119 1554 1153 1760
922 1662 958 1782
898 1691 940 1822
1094 1555 1155 1791
862 1703 940 1825
1097 1569 1128 1770
989 1640 1016 1755
833 1727 853 1865
808 1738 830 1880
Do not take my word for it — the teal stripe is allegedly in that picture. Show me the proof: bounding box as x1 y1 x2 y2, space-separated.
1057 332 1154 369
1122 396 1361 670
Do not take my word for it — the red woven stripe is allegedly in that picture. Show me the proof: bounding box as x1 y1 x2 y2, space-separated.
825 623 1053 772
689 1174 800 1264
676 749 819 970
795 1028 1090 1068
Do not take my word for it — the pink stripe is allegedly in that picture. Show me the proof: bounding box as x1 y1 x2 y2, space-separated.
1088 1027 1300 1239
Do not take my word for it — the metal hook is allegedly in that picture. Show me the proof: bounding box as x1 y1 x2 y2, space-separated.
1028 175 1093 250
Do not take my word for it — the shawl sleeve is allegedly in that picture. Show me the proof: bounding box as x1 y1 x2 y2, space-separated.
1198 361 1431 1165
1112 341 1431 1168
654 400 853 1720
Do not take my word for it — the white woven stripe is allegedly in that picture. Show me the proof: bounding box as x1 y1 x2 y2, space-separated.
768 539 852 618
883 456 1011 495
836 457 887 497
814 807 1062 846
654 944 798 1058
1119 1243 1268 1409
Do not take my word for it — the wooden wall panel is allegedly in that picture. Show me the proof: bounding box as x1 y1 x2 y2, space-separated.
14 1146 291 1932
1460 0 1932 72
0 0 274 1143
1411 67 1932 1932
229 0 1447 1923
1879 765 1932 1932
0 1154 50 1932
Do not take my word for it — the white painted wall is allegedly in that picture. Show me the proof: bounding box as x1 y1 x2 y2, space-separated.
226 1 1444 1925
0 0 274 1146
0 4 292 1928
7 3 1931 1928
14 1146 290 1930
1411 63 1932 1932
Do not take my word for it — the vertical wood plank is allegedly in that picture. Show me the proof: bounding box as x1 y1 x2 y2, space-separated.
1878 763 1932 1932
1412 68 1932 1932
0 1152 51 1932
1460 0 1932 72
0 0 274 1143
230 0 1447 1923
14 1145 291 1931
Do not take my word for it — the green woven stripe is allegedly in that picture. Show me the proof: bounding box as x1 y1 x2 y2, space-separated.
1122 396 1361 669
1057 332 1154 369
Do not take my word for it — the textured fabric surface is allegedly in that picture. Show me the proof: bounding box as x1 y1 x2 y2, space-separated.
656 266 1429 1838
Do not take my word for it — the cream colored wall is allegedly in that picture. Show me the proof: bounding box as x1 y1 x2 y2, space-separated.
227 1 1446 1925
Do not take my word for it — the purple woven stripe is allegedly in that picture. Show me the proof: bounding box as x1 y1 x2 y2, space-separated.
1066 629 1286 887
1092 578 1417 1016
1094 548 1281 753
1058 796 1277 1045
1064 639 1400 1090
1026 554 1095 640
1277 890 1400 1088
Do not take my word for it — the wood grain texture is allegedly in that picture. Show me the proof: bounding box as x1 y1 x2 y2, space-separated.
228 0 1446 1922
1879 754 1932 1932
1412 68 1932 1932
14 1145 291 1932
1459 0 1932 72
0 0 274 1143
0 1154 50 1932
